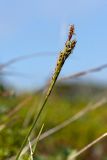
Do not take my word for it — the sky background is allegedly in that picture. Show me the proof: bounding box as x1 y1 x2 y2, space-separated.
0 0 107 91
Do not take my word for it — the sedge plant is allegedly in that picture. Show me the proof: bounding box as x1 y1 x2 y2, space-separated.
16 25 77 159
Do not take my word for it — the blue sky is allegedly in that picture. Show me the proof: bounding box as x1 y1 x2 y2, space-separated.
0 0 107 91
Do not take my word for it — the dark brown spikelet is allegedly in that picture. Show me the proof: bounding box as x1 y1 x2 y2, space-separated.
71 39 77 48
68 25 75 41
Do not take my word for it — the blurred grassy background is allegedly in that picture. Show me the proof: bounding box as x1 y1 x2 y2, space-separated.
0 82 107 159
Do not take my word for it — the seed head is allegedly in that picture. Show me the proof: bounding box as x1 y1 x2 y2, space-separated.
68 25 75 41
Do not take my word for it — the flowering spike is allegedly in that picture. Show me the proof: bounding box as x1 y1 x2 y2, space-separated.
68 24 75 41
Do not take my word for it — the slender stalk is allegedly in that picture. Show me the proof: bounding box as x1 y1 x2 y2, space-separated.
0 52 52 70
28 124 44 160
69 133 107 160
33 124 44 157
38 97 107 141
15 25 76 159
28 138 33 160
59 63 107 81
21 97 107 156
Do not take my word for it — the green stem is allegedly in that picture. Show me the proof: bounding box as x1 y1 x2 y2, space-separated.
15 71 60 160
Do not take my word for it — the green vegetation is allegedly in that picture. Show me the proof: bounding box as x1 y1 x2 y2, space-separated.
0 83 107 159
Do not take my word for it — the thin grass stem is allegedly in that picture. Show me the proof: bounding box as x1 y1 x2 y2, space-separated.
21 96 107 156
69 133 107 160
